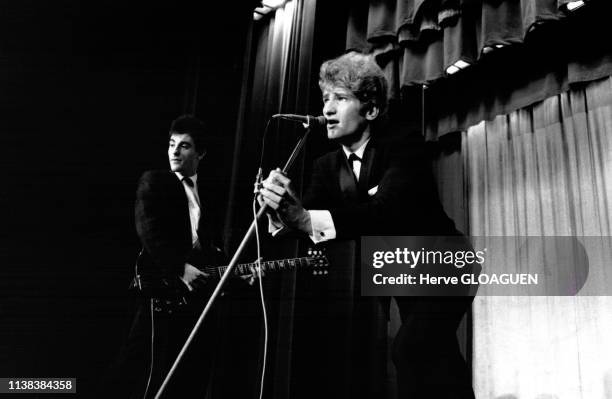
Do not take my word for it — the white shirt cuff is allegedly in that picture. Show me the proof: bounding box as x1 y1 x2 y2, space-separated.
308 210 336 243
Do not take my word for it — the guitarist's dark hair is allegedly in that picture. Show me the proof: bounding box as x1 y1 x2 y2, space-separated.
169 115 207 154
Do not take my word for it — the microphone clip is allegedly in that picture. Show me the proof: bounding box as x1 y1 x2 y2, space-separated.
253 168 263 194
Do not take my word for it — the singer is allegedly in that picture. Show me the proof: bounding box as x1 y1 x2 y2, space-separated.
259 52 475 398
103 115 227 398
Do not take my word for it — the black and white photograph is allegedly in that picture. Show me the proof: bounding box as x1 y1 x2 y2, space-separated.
2 0 612 398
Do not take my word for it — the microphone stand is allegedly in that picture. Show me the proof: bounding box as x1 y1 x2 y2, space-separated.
154 120 315 399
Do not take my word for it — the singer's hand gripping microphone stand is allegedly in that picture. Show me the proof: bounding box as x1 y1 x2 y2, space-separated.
154 116 317 399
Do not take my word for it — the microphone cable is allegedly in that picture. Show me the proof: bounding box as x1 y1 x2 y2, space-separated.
252 194 268 399
250 115 275 399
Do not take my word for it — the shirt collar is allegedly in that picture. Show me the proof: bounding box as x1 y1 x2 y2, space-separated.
342 138 370 160
174 172 198 185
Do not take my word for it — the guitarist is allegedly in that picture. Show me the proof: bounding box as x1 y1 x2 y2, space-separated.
106 115 226 398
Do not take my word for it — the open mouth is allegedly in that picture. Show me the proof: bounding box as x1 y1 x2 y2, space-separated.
326 119 339 128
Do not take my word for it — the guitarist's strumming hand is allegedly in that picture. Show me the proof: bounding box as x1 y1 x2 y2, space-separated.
181 263 210 292
258 168 312 235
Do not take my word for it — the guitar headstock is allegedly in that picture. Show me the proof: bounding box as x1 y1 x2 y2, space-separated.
307 247 329 276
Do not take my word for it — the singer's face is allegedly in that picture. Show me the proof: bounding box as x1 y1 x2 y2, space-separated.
168 133 204 176
322 85 370 144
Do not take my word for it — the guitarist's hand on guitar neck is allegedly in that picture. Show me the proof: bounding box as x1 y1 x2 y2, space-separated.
180 263 211 292
240 258 266 286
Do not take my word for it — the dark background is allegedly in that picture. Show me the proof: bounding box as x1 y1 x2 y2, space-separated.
0 0 368 396
0 1 255 395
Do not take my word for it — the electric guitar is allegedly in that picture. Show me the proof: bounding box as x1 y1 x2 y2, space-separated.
199 247 329 279
132 248 329 311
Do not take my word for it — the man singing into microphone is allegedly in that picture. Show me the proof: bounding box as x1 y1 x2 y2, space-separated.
259 52 475 398
106 115 225 398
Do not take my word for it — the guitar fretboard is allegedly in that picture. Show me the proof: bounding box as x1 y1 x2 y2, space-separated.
201 257 314 278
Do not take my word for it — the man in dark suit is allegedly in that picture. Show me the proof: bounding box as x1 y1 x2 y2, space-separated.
260 52 475 398
106 115 224 398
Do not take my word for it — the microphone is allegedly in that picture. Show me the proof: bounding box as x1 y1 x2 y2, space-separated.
272 113 327 127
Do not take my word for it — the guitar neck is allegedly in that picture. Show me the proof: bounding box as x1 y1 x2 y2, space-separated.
202 257 312 278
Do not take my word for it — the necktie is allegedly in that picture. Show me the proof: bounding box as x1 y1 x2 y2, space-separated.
348 153 361 180
182 176 201 247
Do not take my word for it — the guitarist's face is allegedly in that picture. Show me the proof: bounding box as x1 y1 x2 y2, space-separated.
168 133 205 177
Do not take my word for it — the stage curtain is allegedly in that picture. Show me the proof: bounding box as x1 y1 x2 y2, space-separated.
430 133 475 377
220 1 319 398
464 76 612 398
223 0 316 259
344 0 612 139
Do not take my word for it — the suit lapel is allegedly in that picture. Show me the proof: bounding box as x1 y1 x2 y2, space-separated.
195 179 206 242
170 171 191 216
195 179 217 248
164 171 193 251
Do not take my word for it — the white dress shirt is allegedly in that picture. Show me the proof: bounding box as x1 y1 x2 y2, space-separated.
175 172 201 246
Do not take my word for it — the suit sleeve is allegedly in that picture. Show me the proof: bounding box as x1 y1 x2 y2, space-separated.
135 171 189 277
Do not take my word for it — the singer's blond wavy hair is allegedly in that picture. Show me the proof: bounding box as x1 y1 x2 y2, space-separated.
318 51 388 116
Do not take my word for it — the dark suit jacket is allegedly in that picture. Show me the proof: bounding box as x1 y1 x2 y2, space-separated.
299 136 475 399
286 135 460 399
303 135 457 238
134 170 223 288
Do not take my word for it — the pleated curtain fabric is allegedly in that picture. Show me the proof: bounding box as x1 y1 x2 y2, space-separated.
464 76 612 398
346 0 571 85
344 0 612 139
